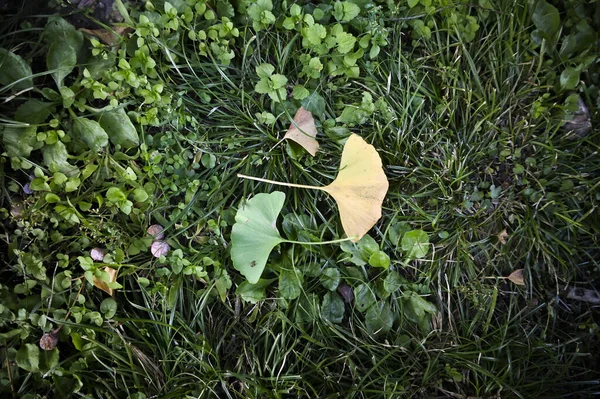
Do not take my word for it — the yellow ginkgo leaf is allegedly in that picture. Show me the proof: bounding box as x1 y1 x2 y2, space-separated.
321 134 389 241
93 267 118 296
283 107 319 156
238 133 389 242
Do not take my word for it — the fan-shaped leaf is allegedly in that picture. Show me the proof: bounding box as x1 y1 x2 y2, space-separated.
284 106 319 156
237 134 388 242
322 134 388 241
507 269 525 286
231 192 286 284
93 267 118 296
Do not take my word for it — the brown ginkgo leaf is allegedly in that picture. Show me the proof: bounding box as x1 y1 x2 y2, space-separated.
507 269 525 286
79 26 129 46
93 266 118 296
283 106 319 156
238 134 389 242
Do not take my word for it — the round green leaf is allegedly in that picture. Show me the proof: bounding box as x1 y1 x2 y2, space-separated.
237 278 275 303
365 302 394 335
355 283 376 312
279 269 303 300
45 193 61 203
320 267 341 291
16 343 40 372
383 271 403 294
256 63 274 78
106 187 127 203
369 250 390 269
231 192 287 284
401 229 430 259
201 153 216 169
559 67 580 91
100 297 117 319
321 291 344 323
133 188 149 203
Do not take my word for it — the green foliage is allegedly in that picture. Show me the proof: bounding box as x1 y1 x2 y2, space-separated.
321 291 345 323
247 0 276 31
44 17 83 88
254 63 288 102
1 0 600 397
337 92 375 125
0 48 34 90
98 107 140 148
528 0 599 99
333 1 361 22
231 192 286 284
401 230 430 260
71 117 109 152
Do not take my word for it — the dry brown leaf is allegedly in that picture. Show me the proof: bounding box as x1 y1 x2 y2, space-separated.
497 229 509 245
322 134 389 242
79 26 129 46
283 107 319 156
507 269 525 286
93 266 118 296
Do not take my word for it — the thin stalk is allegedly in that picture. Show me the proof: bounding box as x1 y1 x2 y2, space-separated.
238 173 324 191
286 237 356 245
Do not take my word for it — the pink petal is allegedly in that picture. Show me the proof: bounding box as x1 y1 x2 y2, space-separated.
91 247 106 261
151 241 170 257
147 224 165 240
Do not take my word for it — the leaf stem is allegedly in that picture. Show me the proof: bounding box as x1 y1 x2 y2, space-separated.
286 237 356 245
238 174 323 191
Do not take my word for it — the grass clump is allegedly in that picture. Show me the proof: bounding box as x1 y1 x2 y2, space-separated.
1 0 599 397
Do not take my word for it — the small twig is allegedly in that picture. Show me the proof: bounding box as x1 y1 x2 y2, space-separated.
237 173 323 191
5 357 14 393
2 87 34 103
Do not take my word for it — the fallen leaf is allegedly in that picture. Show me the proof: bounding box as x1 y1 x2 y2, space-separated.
321 134 389 241
507 269 525 286
93 267 118 296
283 106 319 156
231 192 286 284
497 229 509 245
238 134 388 242
79 26 129 46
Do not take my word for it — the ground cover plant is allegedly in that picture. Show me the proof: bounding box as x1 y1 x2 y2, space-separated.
1 0 599 397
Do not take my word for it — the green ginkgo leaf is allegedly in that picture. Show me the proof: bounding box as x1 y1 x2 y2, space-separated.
230 192 354 284
231 192 286 284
